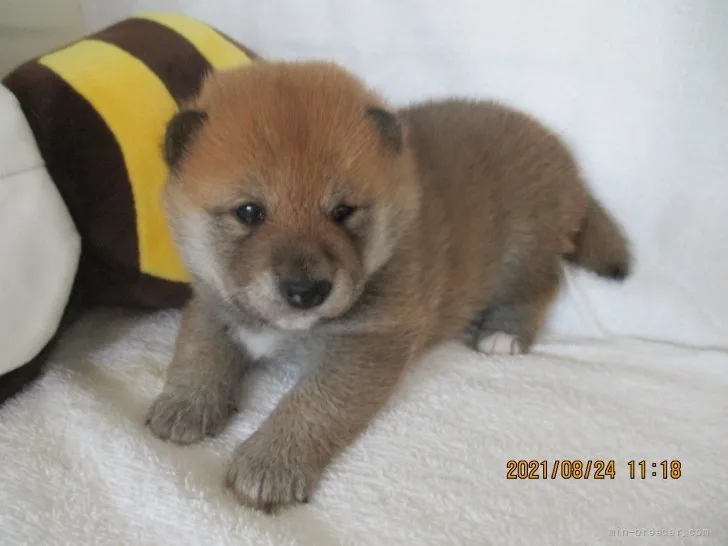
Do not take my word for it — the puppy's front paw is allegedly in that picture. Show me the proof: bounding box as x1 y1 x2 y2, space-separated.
226 433 315 513
146 387 235 445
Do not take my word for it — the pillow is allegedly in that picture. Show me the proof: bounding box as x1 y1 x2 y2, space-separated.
0 13 259 403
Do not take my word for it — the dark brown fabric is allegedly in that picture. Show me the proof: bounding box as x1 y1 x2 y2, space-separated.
78 248 191 309
0 349 50 405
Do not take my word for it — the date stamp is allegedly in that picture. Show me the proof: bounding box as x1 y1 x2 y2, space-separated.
506 460 682 480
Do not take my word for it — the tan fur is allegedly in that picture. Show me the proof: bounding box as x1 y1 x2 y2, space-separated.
146 61 631 511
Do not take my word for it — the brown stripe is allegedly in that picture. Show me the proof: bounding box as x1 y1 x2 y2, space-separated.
91 17 213 104
78 250 190 308
3 62 140 285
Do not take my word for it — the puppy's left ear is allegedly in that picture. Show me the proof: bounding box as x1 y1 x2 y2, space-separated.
163 109 208 170
366 107 403 154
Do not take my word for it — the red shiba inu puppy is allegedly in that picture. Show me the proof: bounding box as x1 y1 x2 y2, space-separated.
147 61 631 512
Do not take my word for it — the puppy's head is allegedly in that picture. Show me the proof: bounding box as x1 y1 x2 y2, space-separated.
163 62 420 330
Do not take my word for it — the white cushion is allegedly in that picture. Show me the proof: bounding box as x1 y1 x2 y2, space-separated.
0 85 80 375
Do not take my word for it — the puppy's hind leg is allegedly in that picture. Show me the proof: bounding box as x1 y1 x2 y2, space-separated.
472 259 560 356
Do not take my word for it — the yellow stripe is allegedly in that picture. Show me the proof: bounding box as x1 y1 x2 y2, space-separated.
136 13 252 70
39 40 189 282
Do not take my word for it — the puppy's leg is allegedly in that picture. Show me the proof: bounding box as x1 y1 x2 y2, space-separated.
473 259 560 355
147 295 249 444
225 333 412 512
472 300 549 355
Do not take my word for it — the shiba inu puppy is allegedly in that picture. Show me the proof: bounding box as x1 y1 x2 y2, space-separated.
146 61 631 511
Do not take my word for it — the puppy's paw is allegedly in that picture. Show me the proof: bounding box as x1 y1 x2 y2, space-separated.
226 433 315 513
476 332 523 356
146 387 235 445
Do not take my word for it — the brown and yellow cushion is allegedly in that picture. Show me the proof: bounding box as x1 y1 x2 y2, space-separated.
1 14 258 403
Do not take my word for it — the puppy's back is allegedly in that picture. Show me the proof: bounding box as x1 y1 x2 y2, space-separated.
402 99 587 257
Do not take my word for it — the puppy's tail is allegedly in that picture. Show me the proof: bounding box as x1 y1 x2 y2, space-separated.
565 195 631 281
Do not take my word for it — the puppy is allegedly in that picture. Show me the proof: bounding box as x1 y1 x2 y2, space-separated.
146 61 631 511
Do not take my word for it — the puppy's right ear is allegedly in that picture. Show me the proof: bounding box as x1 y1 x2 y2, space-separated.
163 109 207 170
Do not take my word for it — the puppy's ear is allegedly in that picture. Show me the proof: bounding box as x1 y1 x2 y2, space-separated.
365 107 402 154
163 109 207 170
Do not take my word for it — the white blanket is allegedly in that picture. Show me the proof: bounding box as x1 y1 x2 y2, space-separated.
1 309 725 545
2 0 727 544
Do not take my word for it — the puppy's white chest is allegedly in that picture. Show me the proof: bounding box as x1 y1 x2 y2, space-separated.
234 325 281 360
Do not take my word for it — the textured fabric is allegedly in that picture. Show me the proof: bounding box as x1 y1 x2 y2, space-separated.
0 85 80 376
0 310 724 544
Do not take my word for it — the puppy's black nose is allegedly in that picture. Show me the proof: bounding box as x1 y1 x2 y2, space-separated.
279 279 332 309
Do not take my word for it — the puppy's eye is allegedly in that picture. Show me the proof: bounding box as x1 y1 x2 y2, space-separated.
330 204 357 224
235 203 266 226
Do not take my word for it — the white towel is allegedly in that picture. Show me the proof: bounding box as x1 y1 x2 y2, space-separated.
0 309 725 544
